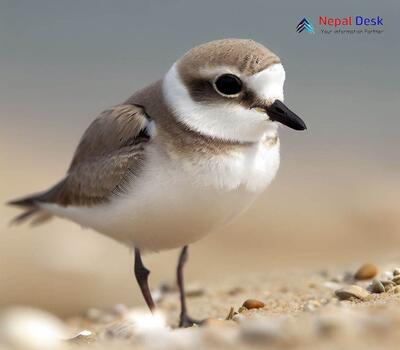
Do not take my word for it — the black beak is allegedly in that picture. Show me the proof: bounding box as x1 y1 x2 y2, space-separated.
265 100 307 131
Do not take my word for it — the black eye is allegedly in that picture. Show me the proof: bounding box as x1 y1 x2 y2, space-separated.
214 74 242 96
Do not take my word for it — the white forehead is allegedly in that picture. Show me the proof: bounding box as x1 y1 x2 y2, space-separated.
244 63 285 102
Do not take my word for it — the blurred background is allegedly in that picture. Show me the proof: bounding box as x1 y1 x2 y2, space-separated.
1 0 399 317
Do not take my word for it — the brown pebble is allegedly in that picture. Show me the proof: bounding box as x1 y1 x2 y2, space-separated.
371 279 385 294
392 275 400 285
393 268 400 276
242 299 265 309
354 263 378 280
335 285 370 301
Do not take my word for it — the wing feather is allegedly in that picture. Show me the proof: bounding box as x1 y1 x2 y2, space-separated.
9 104 152 209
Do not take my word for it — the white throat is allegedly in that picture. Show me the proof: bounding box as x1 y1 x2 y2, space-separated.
162 63 285 143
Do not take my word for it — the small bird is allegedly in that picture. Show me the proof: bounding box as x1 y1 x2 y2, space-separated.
9 39 306 327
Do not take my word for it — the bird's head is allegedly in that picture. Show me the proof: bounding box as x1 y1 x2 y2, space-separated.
163 39 306 143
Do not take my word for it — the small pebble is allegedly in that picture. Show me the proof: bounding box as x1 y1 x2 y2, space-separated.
354 263 378 280
393 268 400 276
370 279 385 294
242 299 265 309
335 285 370 301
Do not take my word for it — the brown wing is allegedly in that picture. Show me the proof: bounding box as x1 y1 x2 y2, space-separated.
43 144 147 206
68 104 150 170
10 104 152 208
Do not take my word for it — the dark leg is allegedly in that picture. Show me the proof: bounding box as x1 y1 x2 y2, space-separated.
134 247 155 312
177 245 201 327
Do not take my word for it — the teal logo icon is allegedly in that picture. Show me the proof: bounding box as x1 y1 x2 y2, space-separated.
297 18 314 33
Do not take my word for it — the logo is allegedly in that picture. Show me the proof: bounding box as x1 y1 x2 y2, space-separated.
296 16 384 36
319 16 383 27
296 17 314 34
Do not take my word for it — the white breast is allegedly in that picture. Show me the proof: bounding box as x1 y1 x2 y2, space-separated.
42 140 280 252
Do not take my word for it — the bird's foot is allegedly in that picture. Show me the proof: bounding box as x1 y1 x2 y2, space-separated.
179 314 204 328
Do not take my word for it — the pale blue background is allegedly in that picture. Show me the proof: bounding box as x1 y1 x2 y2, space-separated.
1 0 399 165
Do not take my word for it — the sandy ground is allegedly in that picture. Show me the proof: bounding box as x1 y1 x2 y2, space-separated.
2 139 400 350
2 262 400 350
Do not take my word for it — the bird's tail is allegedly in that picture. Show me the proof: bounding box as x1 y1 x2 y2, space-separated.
7 194 53 226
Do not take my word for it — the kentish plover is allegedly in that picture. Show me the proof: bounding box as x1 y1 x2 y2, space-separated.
9 39 307 327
